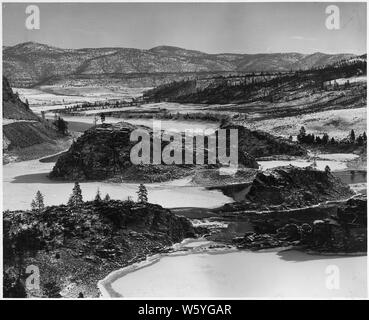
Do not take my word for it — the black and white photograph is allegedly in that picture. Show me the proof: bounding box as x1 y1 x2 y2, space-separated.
1 1 367 300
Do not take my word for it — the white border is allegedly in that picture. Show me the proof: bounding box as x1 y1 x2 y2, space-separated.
0 0 368 301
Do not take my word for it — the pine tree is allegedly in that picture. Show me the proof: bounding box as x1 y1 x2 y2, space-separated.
53 117 68 135
36 191 44 210
94 188 102 202
325 165 331 174
350 129 356 143
357 135 364 146
31 199 37 211
68 182 83 207
31 191 45 211
297 126 306 143
137 184 148 203
322 133 329 145
104 193 111 201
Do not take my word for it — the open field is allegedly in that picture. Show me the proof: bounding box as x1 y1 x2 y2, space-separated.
14 85 148 111
245 107 367 139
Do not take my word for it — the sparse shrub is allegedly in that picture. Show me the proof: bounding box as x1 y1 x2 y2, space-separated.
125 196 135 205
94 188 102 202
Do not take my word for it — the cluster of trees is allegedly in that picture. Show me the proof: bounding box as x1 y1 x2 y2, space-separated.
119 111 228 123
30 183 149 212
52 97 145 115
145 58 366 105
349 129 367 146
52 116 68 135
296 127 367 146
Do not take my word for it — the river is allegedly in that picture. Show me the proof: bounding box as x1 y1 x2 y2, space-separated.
2 157 232 211
99 241 367 298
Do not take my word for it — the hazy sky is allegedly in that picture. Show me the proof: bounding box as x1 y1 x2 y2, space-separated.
2 2 367 54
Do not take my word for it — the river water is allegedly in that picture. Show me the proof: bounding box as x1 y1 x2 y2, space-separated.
2 158 232 211
101 244 367 298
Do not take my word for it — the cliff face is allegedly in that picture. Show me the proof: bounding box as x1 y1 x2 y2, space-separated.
3 200 195 297
2 76 61 153
2 77 38 120
222 124 307 158
50 123 138 180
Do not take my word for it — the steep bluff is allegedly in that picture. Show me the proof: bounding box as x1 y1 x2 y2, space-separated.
2 76 61 152
50 122 140 180
2 77 38 120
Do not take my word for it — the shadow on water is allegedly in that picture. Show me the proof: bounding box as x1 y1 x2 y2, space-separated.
10 173 65 184
277 249 366 262
209 183 251 202
333 170 367 185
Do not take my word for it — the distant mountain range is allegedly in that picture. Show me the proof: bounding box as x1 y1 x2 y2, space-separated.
3 42 359 87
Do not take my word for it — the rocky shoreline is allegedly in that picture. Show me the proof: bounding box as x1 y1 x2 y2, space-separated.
97 234 367 298
3 200 197 298
211 195 367 254
4 194 366 298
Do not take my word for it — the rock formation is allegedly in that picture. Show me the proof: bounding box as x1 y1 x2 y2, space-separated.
3 200 195 297
49 122 260 182
245 165 354 207
222 124 307 158
220 165 354 212
233 195 366 253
